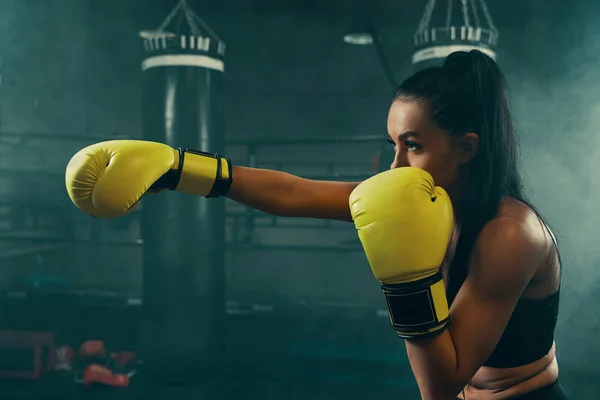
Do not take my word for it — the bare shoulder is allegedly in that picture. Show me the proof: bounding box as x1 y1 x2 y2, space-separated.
495 197 554 250
475 197 558 295
497 196 537 220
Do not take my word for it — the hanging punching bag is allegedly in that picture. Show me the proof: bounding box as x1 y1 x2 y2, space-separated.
138 24 226 383
412 0 498 71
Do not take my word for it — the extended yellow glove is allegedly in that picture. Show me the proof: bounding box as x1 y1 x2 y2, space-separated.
65 140 232 218
350 167 454 338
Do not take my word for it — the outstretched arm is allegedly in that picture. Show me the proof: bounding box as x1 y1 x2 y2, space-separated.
227 166 359 222
64 140 360 220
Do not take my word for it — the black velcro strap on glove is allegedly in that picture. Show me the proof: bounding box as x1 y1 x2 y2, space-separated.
149 148 233 198
381 271 449 339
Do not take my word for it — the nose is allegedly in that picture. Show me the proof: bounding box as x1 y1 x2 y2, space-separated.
389 151 409 169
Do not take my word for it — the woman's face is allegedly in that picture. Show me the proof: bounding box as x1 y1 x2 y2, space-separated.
386 99 478 192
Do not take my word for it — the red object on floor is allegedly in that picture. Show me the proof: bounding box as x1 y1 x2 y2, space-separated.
0 331 56 379
79 340 106 358
82 364 130 387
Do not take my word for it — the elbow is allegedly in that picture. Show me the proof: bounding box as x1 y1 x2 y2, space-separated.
418 373 466 400
420 385 463 400
436 393 462 400
439 376 468 399
443 385 465 400
269 179 302 217
253 184 301 217
260 201 299 219
269 178 306 218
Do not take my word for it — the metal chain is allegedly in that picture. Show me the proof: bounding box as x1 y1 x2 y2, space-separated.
157 0 184 32
155 0 222 41
470 0 481 27
446 0 454 30
187 7 223 41
416 0 436 33
417 0 498 39
479 0 498 34
461 0 471 27
181 1 201 36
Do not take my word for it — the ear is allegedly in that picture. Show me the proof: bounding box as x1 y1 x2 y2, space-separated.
458 133 479 164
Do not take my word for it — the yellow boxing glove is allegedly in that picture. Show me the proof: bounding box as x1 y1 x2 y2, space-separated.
65 140 232 218
350 167 454 338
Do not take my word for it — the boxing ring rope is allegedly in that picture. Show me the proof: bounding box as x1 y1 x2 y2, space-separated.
0 131 128 143
0 243 67 260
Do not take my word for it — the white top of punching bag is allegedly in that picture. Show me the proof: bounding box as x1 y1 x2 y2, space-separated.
139 0 225 72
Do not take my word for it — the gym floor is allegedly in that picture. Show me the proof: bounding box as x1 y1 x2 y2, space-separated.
0 292 422 399
0 291 598 399
0 364 598 399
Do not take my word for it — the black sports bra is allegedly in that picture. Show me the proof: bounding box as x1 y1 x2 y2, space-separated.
482 289 559 368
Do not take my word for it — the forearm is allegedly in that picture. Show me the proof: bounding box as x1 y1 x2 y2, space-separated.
405 331 462 399
226 166 357 221
227 166 299 216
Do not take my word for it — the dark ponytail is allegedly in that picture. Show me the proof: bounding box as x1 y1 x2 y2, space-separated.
394 50 527 301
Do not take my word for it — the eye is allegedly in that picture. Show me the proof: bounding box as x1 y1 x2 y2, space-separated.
404 140 421 152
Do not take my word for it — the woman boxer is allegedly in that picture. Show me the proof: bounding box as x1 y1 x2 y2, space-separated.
66 50 567 399
228 50 566 400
